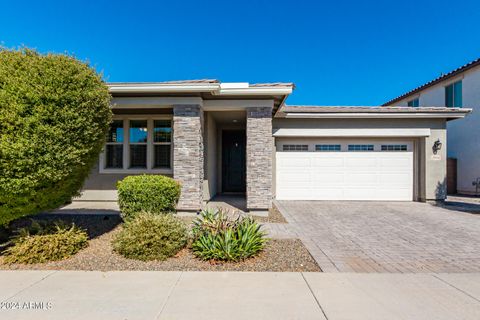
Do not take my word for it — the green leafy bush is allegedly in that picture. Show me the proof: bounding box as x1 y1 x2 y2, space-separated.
0 47 112 226
191 209 267 261
112 212 187 261
117 175 181 221
2 221 88 264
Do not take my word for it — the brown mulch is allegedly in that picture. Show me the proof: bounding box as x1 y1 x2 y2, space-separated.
0 214 319 272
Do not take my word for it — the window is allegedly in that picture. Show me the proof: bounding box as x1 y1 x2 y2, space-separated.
283 144 308 151
348 145 374 151
129 120 148 168
102 118 172 172
153 120 172 168
315 144 341 151
407 98 419 107
445 80 462 108
105 120 124 168
381 145 407 151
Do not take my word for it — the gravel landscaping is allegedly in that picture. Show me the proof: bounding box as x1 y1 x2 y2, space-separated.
0 213 319 272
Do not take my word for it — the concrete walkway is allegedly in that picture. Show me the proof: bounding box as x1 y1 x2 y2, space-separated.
1 271 480 319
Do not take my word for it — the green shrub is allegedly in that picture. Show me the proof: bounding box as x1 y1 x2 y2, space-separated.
191 208 267 261
112 212 187 261
2 221 88 264
117 175 181 221
0 47 112 226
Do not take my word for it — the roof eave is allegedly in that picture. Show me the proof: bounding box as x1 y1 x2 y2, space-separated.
277 110 471 120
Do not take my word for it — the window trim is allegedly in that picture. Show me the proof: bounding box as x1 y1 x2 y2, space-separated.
99 115 173 174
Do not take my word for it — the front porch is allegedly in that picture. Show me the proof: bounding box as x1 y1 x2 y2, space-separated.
174 104 274 214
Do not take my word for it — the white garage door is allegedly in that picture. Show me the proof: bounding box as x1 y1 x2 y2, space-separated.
276 142 413 201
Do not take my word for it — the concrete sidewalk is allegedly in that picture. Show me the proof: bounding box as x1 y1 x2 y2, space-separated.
1 271 480 320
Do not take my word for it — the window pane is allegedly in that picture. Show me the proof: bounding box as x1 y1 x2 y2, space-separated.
154 120 172 142
154 145 171 168
445 84 454 107
454 81 462 107
381 145 407 151
106 145 123 168
283 145 308 151
315 144 341 151
129 120 148 143
348 145 374 151
130 145 147 168
107 120 124 142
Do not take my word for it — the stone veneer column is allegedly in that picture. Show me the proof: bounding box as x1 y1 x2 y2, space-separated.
246 106 273 211
173 105 204 211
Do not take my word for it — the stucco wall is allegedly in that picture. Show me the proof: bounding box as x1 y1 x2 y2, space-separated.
203 112 218 201
273 117 448 201
393 66 480 194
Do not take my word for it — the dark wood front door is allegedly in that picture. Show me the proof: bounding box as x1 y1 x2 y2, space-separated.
222 130 246 193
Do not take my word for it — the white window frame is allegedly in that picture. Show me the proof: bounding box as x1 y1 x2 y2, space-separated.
99 115 173 174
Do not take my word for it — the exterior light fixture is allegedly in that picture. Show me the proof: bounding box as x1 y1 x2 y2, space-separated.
432 139 442 155
232 119 238 123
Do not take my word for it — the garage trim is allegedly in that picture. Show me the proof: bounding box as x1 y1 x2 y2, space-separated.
273 128 431 137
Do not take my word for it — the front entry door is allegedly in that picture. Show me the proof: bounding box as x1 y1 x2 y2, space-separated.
222 130 246 192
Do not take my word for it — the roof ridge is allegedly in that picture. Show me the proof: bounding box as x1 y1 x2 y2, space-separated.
383 57 480 106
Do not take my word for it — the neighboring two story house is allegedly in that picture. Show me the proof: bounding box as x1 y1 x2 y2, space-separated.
383 58 480 195
79 80 469 212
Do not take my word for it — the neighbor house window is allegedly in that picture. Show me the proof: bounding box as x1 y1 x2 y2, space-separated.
407 98 419 107
381 145 407 151
445 80 462 108
283 144 308 151
348 145 374 151
153 120 172 168
105 120 124 168
129 120 148 168
102 117 172 172
315 144 341 151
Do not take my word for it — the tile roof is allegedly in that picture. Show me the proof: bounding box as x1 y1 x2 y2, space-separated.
108 79 219 85
383 57 480 106
250 82 295 88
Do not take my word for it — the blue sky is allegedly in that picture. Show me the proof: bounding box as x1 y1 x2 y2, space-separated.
1 0 479 105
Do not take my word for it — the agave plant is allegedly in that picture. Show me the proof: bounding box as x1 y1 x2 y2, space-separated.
191 208 267 261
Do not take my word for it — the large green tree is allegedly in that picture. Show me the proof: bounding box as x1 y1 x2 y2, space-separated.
0 48 112 225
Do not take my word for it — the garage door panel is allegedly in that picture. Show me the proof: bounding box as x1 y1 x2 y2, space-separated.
311 156 345 167
278 157 311 167
277 172 311 183
345 156 378 168
345 173 379 186
311 173 345 186
276 146 413 201
379 173 412 186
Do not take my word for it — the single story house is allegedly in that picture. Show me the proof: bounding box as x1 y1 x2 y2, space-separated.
80 80 470 213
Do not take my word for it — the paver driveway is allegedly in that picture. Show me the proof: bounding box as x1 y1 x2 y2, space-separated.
275 201 480 273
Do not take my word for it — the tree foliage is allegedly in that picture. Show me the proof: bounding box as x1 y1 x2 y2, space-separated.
0 48 112 225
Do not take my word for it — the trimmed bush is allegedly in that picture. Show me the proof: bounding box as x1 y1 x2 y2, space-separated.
117 175 181 221
0 47 112 226
2 221 88 264
112 212 187 261
191 209 267 261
